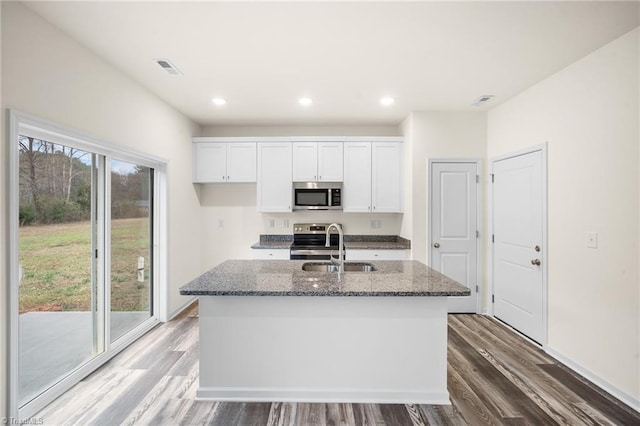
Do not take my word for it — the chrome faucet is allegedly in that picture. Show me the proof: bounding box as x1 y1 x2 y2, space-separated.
325 223 344 278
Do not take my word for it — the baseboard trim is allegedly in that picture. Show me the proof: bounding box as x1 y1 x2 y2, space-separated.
196 387 451 405
545 346 640 413
168 296 197 321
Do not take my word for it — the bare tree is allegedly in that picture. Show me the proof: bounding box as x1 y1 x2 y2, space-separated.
18 136 44 214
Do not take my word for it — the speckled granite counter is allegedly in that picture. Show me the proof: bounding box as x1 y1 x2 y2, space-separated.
344 235 411 250
250 235 292 249
250 234 410 250
179 259 469 297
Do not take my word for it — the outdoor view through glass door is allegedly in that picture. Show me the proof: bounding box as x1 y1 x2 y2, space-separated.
18 136 101 406
110 160 153 342
16 130 157 411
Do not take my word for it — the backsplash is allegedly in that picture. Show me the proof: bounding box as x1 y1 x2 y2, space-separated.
260 212 403 235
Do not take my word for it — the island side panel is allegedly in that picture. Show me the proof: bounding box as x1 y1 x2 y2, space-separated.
197 295 450 404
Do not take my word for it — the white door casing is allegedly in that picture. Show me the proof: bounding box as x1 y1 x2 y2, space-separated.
429 161 480 313
492 147 546 345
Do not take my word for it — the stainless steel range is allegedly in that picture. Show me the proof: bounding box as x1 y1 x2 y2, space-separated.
290 223 345 260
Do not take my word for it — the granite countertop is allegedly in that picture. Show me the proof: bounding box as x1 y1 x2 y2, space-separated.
251 235 411 250
179 259 469 297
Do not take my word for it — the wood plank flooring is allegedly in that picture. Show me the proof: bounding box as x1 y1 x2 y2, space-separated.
37 303 640 425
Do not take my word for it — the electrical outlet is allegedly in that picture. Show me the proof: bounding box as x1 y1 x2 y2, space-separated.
283 219 289 228
370 220 376 229
218 219 224 228
268 219 275 228
586 232 598 249
376 220 382 229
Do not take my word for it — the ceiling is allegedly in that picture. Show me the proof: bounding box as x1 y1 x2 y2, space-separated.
25 1 640 127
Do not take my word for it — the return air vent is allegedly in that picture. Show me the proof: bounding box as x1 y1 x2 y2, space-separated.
471 95 495 107
154 58 182 76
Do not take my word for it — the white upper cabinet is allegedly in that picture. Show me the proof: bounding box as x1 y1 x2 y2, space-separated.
257 142 292 212
318 142 343 181
194 143 227 183
193 141 256 183
371 142 402 212
292 142 343 182
292 142 317 182
226 143 257 182
343 142 372 212
343 140 402 213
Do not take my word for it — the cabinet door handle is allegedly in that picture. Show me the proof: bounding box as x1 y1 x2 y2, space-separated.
227 176 230 180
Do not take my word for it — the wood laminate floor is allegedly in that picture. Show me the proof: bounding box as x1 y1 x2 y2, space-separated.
38 302 640 425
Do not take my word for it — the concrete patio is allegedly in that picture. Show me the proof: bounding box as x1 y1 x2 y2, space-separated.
19 311 149 405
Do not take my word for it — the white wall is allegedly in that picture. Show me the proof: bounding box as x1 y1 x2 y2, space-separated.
403 112 487 265
1 3 203 417
488 28 639 404
399 115 414 242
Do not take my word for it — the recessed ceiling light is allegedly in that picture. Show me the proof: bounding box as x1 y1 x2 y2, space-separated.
298 97 312 107
212 97 226 106
380 97 395 106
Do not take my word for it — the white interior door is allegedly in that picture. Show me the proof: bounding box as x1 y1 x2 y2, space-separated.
430 161 479 313
492 149 544 344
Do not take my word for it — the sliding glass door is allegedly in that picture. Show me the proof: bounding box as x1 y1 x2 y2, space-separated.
17 137 101 406
110 160 153 342
11 113 162 417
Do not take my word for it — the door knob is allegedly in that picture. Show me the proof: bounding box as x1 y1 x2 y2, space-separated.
433 242 440 248
531 259 541 266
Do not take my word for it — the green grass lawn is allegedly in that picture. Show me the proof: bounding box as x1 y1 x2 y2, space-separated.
19 218 150 313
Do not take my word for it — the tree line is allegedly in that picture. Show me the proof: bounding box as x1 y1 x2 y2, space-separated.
19 136 151 225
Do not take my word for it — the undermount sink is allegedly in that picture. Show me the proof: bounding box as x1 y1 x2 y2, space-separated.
301 262 377 273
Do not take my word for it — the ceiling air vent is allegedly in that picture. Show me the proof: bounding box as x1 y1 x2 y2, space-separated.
471 95 495 107
155 59 182 76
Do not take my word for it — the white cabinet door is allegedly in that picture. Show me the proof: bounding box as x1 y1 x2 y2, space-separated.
372 142 402 212
194 143 226 183
257 142 292 212
292 142 318 182
343 142 372 212
227 143 256 182
346 249 408 261
251 249 290 260
318 142 343 181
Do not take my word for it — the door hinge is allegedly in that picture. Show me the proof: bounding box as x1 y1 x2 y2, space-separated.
476 285 479 293
476 174 479 183
492 294 495 303
492 234 495 243
491 173 494 183
95 249 98 258
476 230 480 238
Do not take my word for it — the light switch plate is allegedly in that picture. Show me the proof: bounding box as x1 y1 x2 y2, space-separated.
586 232 598 249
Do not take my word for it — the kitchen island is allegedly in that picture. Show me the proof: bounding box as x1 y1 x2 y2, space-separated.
180 259 469 404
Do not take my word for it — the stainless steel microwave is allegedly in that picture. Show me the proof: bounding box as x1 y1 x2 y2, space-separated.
293 182 342 211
